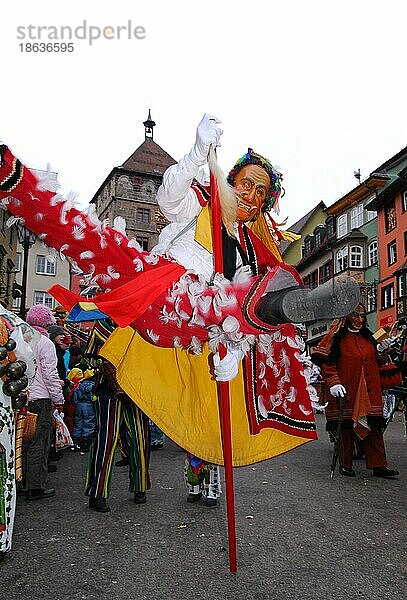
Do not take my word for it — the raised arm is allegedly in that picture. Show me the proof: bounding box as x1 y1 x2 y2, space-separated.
157 114 222 222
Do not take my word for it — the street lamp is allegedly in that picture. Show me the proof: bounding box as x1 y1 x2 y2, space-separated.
15 223 36 319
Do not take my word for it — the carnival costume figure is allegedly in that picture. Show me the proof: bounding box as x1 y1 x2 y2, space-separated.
311 304 399 478
86 358 150 513
0 115 359 469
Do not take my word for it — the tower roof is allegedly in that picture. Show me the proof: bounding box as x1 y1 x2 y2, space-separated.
120 139 176 176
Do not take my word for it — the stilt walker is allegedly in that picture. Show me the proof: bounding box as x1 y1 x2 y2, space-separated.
0 114 361 567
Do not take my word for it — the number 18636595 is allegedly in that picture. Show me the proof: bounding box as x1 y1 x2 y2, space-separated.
19 43 74 52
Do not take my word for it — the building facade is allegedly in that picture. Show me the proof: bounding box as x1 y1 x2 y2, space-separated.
365 147 407 328
291 172 388 346
91 112 175 250
281 201 327 266
12 240 71 313
71 112 176 296
284 146 407 346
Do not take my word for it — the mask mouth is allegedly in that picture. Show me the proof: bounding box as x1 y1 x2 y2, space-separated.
237 199 257 214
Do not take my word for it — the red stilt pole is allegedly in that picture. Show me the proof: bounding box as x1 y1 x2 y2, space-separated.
210 169 238 573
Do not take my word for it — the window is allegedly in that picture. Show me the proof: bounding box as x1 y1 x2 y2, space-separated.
33 291 53 308
366 288 377 313
402 190 407 213
309 270 318 289
36 255 56 275
381 284 394 309
387 241 397 265
365 195 377 222
397 273 406 298
136 208 150 224
136 236 149 251
350 204 363 229
336 247 348 272
326 216 335 239
314 226 326 247
304 235 315 257
337 214 348 238
385 202 397 233
350 245 363 268
368 241 378 266
15 253 21 272
319 261 332 284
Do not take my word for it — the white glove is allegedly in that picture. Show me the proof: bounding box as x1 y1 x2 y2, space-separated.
190 113 223 166
377 338 393 353
329 384 347 398
213 347 242 382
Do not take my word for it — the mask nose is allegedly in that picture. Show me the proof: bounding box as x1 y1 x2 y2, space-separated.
242 186 256 202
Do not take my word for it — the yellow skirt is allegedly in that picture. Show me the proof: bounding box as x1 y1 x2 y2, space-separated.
100 327 310 467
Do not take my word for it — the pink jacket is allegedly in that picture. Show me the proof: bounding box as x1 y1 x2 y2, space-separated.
28 334 64 406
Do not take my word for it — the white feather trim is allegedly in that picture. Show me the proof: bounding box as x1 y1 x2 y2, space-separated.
6 216 25 227
147 329 159 343
188 336 202 355
68 259 84 275
133 258 144 272
106 266 120 280
72 225 85 240
128 238 143 251
113 216 127 235
60 200 74 225
79 250 95 260
144 253 160 265
36 164 60 192
73 214 86 228
59 244 70 260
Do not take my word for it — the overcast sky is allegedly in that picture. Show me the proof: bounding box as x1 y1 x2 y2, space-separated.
2 0 406 226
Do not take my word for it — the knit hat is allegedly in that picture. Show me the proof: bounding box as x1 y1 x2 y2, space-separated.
26 304 56 328
68 367 83 383
47 325 67 342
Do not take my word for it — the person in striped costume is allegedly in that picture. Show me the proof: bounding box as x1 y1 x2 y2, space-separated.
84 322 150 513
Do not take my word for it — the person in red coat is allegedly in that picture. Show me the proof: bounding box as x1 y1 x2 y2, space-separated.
312 304 399 478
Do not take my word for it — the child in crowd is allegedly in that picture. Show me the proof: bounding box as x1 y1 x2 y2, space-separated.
71 369 96 453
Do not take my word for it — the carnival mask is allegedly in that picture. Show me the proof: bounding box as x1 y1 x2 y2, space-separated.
348 306 366 331
234 165 271 222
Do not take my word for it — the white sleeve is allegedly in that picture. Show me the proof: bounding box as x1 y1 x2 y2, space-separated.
156 152 202 223
40 339 65 405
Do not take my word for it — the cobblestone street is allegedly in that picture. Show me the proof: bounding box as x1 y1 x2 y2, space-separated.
3 414 406 600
